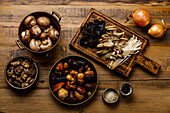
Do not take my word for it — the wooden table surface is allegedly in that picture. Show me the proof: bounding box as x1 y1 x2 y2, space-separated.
0 0 170 113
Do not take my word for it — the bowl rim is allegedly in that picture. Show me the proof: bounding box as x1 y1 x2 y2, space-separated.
48 55 98 105
102 88 120 104
4 56 39 89
18 11 61 53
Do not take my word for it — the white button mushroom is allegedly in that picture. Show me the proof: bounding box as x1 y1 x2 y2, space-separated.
29 39 41 51
40 37 52 50
24 16 36 28
21 30 31 43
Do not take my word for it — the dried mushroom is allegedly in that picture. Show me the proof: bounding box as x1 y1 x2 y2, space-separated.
80 19 106 48
6 58 37 88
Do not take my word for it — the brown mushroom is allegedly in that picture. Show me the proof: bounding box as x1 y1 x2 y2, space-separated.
75 91 84 100
21 30 31 43
53 82 65 92
48 28 59 41
24 16 36 28
21 60 30 68
29 39 41 51
39 32 47 40
77 86 86 95
37 16 50 28
63 62 69 69
44 25 54 33
58 88 68 100
56 63 63 71
11 61 21 66
30 25 41 37
40 37 53 50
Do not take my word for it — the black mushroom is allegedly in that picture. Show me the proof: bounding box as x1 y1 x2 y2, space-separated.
24 16 36 28
37 16 50 28
48 28 59 41
30 25 41 37
21 30 31 43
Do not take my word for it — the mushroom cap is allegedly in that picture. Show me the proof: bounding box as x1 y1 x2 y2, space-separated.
37 16 50 28
29 39 41 51
40 37 53 50
48 28 59 41
39 32 47 40
24 16 36 28
21 30 31 43
30 25 41 37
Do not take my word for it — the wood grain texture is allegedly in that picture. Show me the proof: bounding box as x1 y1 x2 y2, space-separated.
0 1 170 113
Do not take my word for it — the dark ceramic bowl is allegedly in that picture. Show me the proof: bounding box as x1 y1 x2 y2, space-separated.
5 57 38 89
16 11 61 54
119 82 133 96
48 55 98 105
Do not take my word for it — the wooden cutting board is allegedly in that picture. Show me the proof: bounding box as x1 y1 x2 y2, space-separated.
69 8 161 77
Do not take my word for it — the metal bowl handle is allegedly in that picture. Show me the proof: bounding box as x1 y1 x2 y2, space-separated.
15 40 25 50
52 11 61 22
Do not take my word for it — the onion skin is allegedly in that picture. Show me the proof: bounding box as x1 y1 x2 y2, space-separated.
125 9 151 27
148 24 165 38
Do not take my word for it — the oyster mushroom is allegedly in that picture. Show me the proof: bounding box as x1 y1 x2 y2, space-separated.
48 28 59 41
24 16 36 28
97 49 110 54
21 30 31 43
29 39 41 51
40 37 52 50
37 16 50 28
30 25 41 37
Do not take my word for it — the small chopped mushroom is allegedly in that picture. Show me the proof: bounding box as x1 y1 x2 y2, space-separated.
21 60 30 68
11 61 21 66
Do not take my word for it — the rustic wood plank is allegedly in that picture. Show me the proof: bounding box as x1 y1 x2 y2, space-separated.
1 80 170 113
0 0 169 6
0 2 170 113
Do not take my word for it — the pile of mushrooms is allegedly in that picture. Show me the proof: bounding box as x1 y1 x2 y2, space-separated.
50 58 96 104
6 58 36 88
97 25 128 61
21 16 59 51
97 25 142 69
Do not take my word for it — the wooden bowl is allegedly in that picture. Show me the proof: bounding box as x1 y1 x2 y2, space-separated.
4 57 39 89
16 11 61 54
48 55 98 105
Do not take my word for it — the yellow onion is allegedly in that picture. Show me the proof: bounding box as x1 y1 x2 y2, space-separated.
125 9 151 27
148 20 167 38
